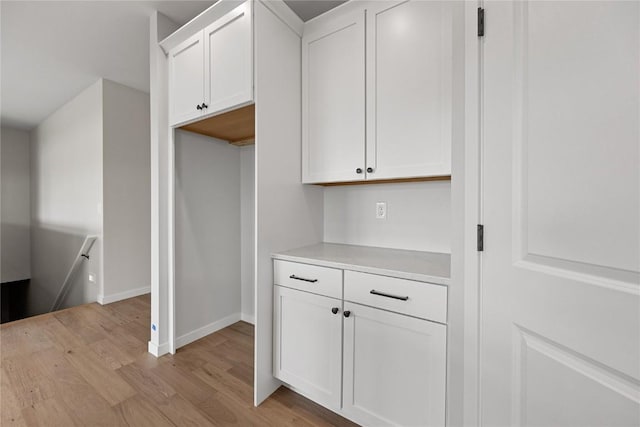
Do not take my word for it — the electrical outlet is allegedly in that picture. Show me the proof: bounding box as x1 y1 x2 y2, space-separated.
89 273 96 283
376 202 387 219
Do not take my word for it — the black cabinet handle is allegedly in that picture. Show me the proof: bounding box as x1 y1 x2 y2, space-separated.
356 168 363 174
196 104 202 110
367 167 374 173
201 103 208 109
370 289 409 301
331 307 339 314
343 310 351 318
289 274 318 283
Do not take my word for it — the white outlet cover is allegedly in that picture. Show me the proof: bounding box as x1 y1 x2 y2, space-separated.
376 202 387 219
89 273 96 283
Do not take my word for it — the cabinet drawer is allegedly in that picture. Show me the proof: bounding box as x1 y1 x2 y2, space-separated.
344 271 447 323
274 260 342 299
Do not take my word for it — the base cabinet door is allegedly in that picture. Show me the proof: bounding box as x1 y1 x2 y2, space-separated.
273 285 342 409
342 302 447 427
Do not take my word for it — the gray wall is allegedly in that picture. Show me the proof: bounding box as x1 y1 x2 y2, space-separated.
102 79 151 302
324 181 451 253
29 80 103 315
1 127 31 283
240 145 255 322
174 130 242 339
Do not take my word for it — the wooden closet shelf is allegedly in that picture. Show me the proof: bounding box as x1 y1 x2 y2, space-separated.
318 176 451 186
180 103 255 145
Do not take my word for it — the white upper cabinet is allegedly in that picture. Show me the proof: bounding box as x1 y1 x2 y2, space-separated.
366 0 452 180
168 1 253 127
302 10 365 183
302 0 453 184
204 1 253 114
169 32 205 126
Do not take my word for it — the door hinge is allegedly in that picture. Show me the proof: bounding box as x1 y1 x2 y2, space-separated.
477 7 485 37
477 224 484 252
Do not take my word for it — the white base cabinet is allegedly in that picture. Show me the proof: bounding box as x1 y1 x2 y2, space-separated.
273 259 448 426
343 302 446 427
273 285 343 410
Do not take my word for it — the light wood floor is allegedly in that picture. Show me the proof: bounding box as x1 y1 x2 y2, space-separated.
1 294 357 427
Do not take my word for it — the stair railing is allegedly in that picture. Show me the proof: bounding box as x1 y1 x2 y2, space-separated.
50 235 98 312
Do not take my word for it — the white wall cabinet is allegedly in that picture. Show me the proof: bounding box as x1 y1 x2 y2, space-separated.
273 259 448 426
169 1 253 126
302 0 453 184
301 10 365 183
169 32 205 126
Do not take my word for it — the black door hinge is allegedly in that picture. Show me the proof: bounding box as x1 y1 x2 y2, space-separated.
477 224 484 252
477 7 485 37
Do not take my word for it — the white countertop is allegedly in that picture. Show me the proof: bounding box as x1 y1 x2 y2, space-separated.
273 243 451 286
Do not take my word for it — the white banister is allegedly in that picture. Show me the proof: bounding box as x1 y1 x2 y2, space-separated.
50 235 98 312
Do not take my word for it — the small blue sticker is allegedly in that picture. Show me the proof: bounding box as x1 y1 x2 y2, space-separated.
152 324 157 331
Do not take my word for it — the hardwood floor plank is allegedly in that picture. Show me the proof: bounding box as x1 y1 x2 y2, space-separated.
114 395 176 427
88 337 136 369
157 394 216 427
21 398 77 427
151 360 217 406
63 346 137 406
1 298 355 427
117 361 176 404
2 355 57 409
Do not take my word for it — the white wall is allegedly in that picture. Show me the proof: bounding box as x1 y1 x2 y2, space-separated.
174 130 241 341
324 181 451 253
1 127 31 283
240 145 255 323
29 80 103 316
101 79 151 303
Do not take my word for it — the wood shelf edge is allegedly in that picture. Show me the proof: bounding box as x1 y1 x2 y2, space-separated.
315 176 451 187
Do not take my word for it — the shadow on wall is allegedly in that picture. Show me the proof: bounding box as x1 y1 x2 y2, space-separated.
28 224 99 316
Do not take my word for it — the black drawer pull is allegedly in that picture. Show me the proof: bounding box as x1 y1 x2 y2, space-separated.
370 289 409 301
289 274 318 283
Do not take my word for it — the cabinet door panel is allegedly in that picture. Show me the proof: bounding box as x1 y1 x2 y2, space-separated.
366 0 452 180
169 32 204 126
204 1 253 115
302 11 365 183
343 302 446 427
274 286 342 410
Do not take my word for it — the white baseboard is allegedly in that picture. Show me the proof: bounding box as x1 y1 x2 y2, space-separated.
175 312 241 349
148 340 171 357
97 286 150 305
241 313 255 325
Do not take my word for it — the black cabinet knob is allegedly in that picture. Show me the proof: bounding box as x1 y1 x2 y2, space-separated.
343 310 351 318
201 103 208 109
331 307 339 314
196 104 202 110
367 167 374 173
356 168 363 174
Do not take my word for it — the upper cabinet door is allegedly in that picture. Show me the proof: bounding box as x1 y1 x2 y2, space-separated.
302 11 366 184
169 32 205 126
365 0 452 180
204 1 253 115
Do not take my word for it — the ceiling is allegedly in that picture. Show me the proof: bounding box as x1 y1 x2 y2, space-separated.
1 0 345 131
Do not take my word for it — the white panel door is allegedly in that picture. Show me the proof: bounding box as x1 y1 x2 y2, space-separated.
342 302 446 427
302 10 365 184
169 31 204 126
366 0 452 180
273 286 342 410
204 1 253 115
482 2 640 426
